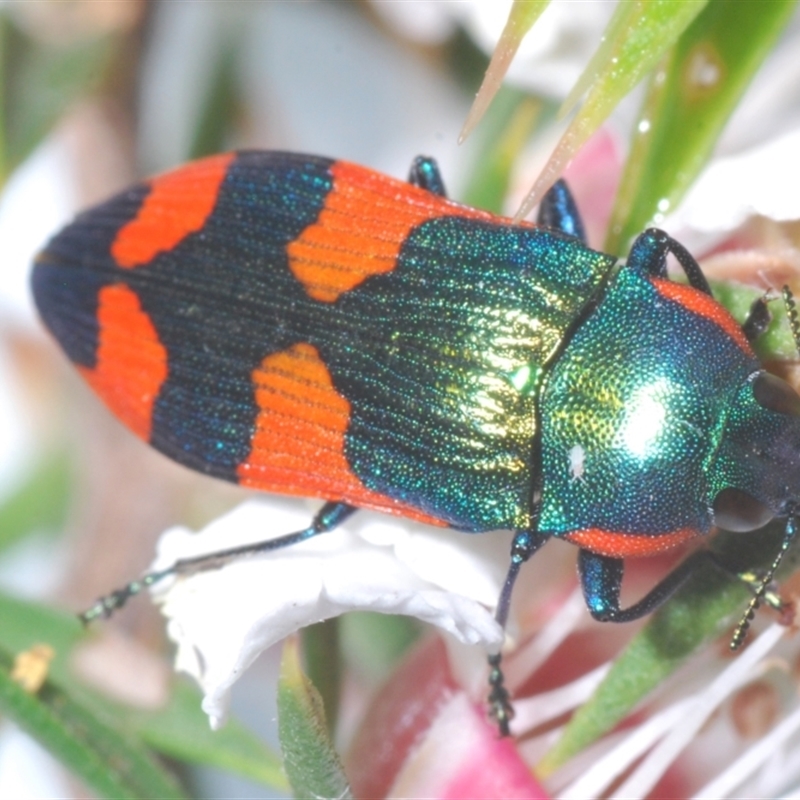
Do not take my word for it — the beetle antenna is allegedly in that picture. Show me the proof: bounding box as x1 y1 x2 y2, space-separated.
730 504 797 650
731 287 800 646
782 286 800 355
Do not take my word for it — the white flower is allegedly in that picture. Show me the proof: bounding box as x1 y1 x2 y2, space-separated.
150 497 509 728
665 128 800 246
371 0 615 99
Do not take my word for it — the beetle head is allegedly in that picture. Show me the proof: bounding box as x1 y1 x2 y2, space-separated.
712 371 800 531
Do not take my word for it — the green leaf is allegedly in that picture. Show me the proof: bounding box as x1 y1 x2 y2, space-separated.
278 637 352 800
461 89 542 215
539 522 800 776
0 644 187 799
0 449 72 555
129 678 288 791
0 590 288 791
515 0 707 221
0 13 113 180
0 588 83 663
711 281 798 363
340 611 422 684
606 0 798 254
187 31 242 160
459 0 550 143
302 618 341 734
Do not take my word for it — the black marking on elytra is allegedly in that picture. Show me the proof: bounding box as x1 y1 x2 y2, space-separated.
32 152 337 482
32 184 151 368
130 152 336 479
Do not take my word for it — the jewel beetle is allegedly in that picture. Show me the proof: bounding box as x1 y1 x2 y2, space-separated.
31 151 800 734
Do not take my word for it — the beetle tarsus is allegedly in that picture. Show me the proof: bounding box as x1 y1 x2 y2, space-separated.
487 652 514 737
78 502 356 624
486 530 547 735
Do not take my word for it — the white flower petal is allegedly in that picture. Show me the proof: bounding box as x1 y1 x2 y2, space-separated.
667 128 800 241
372 0 614 100
369 0 458 45
151 498 506 727
0 136 76 328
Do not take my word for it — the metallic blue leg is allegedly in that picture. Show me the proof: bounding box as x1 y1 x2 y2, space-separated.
408 156 447 197
627 228 712 296
578 548 715 623
580 509 796 645
489 529 549 736
80 501 356 623
536 179 587 243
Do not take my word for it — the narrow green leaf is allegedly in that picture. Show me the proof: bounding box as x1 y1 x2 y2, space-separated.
130 678 289 791
278 637 352 800
459 0 550 143
340 611 422 683
0 589 83 664
0 591 288 791
461 90 542 215
539 522 800 776
302 618 341 734
606 0 798 254
1 15 113 178
0 14 8 181
0 645 186 799
187 32 241 160
0 449 72 555
516 0 707 221
557 1 639 119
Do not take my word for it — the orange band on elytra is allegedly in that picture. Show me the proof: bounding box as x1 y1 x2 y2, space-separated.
238 342 444 525
111 152 235 269
79 284 168 441
287 161 493 303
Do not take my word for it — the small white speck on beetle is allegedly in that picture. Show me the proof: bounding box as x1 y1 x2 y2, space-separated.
568 444 586 482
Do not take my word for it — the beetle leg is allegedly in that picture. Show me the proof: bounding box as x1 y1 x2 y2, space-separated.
488 529 549 736
627 228 712 296
578 548 723 623
80 502 357 623
536 179 587 244
408 156 448 197
742 295 772 342
581 517 797 647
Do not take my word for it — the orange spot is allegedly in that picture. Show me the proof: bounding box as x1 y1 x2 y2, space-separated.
287 161 495 302
111 152 235 268
238 343 444 525
80 285 168 441
565 527 698 558
651 277 753 354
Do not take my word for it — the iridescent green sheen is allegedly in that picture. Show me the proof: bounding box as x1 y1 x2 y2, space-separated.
539 263 760 538
333 217 616 531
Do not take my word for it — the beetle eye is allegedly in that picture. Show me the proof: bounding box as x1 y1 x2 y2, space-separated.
752 373 800 417
713 487 774 532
